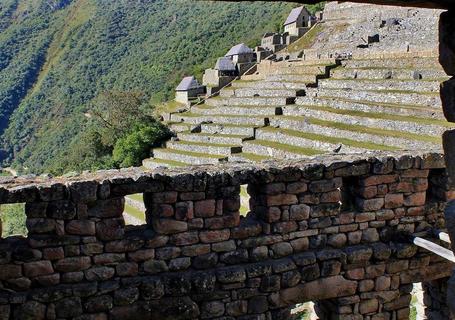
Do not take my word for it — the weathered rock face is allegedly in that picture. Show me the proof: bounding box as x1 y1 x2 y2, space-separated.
0 151 453 319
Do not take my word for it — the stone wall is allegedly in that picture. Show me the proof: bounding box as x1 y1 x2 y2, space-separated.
0 151 454 319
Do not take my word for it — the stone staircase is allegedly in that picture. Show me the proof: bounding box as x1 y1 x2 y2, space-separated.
143 54 451 169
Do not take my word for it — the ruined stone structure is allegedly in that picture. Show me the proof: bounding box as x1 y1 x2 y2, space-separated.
0 151 454 320
144 3 450 169
1 1 455 319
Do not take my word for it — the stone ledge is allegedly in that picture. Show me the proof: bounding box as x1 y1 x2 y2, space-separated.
0 151 445 204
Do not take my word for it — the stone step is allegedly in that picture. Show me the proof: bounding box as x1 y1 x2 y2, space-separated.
330 68 449 81
220 87 304 98
311 88 442 108
228 152 271 163
269 116 441 150
142 157 187 170
266 65 328 75
242 139 322 159
282 105 449 137
255 127 395 153
192 105 281 116
266 74 317 83
152 148 227 165
166 140 242 156
205 96 294 107
170 113 267 126
273 59 336 66
295 96 445 120
318 79 441 93
231 80 307 90
177 132 251 145
342 57 443 70
201 123 257 136
165 121 194 133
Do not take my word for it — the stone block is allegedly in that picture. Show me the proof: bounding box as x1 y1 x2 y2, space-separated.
96 218 125 240
66 220 96 236
55 256 91 272
181 244 211 257
175 201 194 221
226 300 247 317
384 193 404 209
23 260 53 278
217 266 246 284
116 262 138 277
152 218 187 235
88 198 124 218
264 194 298 206
440 11 455 76
170 231 199 246
85 266 115 281
356 198 384 211
200 229 230 243
194 199 216 217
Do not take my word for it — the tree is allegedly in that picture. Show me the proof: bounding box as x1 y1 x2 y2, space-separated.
113 122 169 167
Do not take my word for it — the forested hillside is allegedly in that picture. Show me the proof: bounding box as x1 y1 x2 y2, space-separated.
0 0 323 175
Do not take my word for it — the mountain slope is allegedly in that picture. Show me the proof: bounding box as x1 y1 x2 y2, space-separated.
0 0 297 174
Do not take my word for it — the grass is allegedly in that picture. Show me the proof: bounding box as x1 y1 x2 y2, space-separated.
144 157 187 167
123 203 145 223
247 139 323 156
155 100 187 115
318 96 443 113
276 115 442 144
127 193 143 202
300 104 452 128
305 117 442 144
234 152 271 162
154 148 225 159
170 140 239 148
180 131 249 139
259 127 399 151
287 23 325 53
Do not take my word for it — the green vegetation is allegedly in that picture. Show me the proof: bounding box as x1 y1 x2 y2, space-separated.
0 0 303 175
260 127 399 151
301 104 452 128
287 23 325 53
1 203 27 237
248 139 323 156
124 203 146 223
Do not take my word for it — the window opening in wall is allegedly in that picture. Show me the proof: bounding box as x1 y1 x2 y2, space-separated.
1 203 27 238
240 184 251 216
292 302 316 320
427 168 450 202
123 193 146 225
410 283 424 320
341 176 357 212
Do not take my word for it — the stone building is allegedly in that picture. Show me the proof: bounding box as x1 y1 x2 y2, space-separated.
283 6 311 37
225 43 256 65
261 32 286 53
175 76 205 105
203 57 238 95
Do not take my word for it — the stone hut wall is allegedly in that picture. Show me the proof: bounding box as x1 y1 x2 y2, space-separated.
0 151 453 319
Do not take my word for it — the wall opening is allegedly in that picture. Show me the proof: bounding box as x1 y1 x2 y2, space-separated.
292 302 316 320
1 203 27 238
341 176 358 212
427 168 451 202
240 184 251 216
123 193 146 225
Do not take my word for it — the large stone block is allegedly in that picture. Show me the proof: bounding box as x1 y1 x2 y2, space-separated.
440 10 455 76
278 276 357 304
443 130 455 187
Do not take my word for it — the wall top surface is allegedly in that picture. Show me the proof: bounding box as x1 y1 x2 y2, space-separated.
0 150 445 204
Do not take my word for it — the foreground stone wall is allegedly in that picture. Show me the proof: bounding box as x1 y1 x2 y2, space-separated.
0 151 453 319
